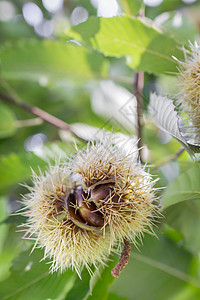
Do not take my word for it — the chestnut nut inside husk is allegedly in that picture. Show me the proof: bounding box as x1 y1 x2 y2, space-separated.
65 183 119 230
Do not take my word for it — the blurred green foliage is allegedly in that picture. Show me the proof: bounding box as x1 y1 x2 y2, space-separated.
0 0 200 299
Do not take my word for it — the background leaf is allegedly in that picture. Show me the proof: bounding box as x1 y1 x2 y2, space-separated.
162 163 200 208
0 103 16 138
154 11 198 44
107 293 127 300
109 233 200 300
65 268 90 300
162 163 200 254
0 249 76 300
0 40 109 83
0 197 20 281
86 256 118 300
0 142 76 195
65 255 119 300
165 200 200 254
0 152 47 195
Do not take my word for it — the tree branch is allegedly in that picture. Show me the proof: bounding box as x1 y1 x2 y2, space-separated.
0 91 85 141
152 148 185 172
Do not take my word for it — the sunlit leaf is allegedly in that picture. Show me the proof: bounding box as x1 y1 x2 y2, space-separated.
118 0 143 16
69 16 184 74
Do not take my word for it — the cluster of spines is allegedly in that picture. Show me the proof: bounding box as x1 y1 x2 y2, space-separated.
20 137 158 277
176 42 200 143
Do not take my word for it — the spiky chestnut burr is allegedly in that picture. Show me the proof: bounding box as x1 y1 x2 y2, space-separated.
175 42 200 142
20 136 159 277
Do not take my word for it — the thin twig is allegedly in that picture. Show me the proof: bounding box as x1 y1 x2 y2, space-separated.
111 239 131 278
133 7 145 162
152 148 185 172
15 118 43 128
0 91 85 141
134 72 144 162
